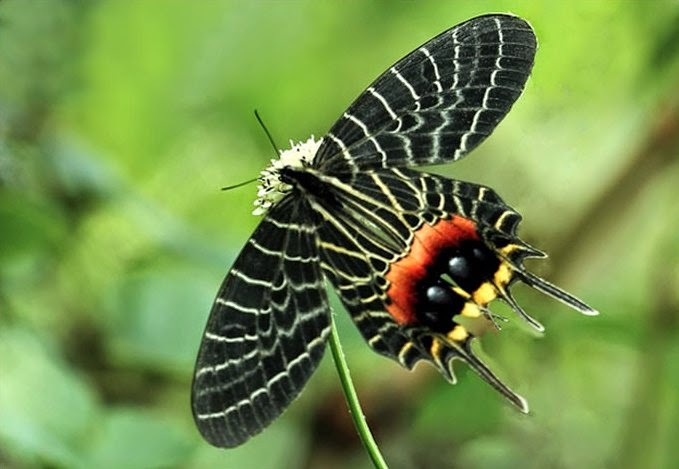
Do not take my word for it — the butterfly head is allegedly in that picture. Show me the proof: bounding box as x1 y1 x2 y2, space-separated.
252 136 322 215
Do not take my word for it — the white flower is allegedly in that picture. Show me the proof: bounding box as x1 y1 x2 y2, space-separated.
253 136 323 215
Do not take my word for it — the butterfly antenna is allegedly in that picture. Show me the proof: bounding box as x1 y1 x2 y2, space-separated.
221 178 258 191
255 109 281 156
222 110 279 192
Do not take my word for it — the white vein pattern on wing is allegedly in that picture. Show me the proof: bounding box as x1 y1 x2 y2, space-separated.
248 237 319 263
351 308 392 322
194 315 328 399
265 217 317 233
204 330 259 343
432 107 450 160
326 131 355 164
399 130 415 164
195 346 259 377
195 335 327 420
343 112 389 166
390 66 420 100
494 210 514 231
369 172 406 218
451 27 461 91
231 268 272 287
368 86 397 120
330 189 408 248
419 46 442 93
458 20 503 155
215 298 259 314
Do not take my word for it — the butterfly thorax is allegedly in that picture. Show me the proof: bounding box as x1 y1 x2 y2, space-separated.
253 136 322 215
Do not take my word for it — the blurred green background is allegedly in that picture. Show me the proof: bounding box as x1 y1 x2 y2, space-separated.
1 1 679 468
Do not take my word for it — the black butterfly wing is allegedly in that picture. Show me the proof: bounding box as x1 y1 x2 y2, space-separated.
309 168 533 411
314 14 536 173
191 196 330 448
311 167 594 411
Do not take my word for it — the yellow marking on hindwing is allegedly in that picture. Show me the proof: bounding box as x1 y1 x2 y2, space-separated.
494 261 513 286
448 325 469 342
470 260 515 306
472 282 498 305
430 338 443 361
397 341 414 363
452 285 471 299
460 301 482 318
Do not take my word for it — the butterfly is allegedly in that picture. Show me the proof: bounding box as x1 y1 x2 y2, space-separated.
191 13 597 448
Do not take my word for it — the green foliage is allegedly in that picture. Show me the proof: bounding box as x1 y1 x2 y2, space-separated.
1 1 679 468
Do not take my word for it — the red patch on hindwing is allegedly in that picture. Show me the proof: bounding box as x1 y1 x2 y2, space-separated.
384 215 480 324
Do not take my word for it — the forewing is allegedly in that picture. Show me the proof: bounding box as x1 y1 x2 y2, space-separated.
314 14 536 172
191 196 330 448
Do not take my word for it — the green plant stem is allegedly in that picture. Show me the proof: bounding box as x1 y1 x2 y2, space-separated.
328 315 389 469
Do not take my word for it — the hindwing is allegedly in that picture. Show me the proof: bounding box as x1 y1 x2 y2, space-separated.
313 168 592 412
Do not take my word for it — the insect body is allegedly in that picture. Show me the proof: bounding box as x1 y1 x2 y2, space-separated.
191 14 597 448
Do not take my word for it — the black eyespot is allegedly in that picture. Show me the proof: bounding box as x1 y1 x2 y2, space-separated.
426 284 458 306
471 246 494 266
416 282 466 333
444 241 500 292
448 255 471 283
